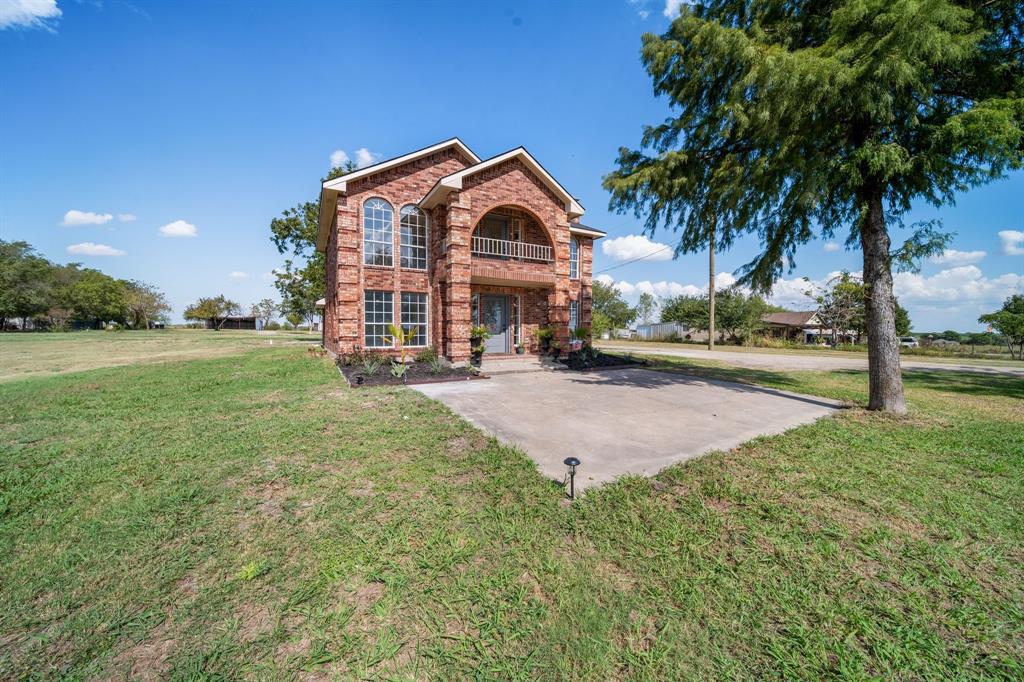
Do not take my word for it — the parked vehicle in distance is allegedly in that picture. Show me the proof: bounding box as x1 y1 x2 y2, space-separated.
899 336 918 348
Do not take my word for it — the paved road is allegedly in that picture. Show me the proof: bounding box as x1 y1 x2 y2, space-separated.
597 343 1024 377
415 368 839 490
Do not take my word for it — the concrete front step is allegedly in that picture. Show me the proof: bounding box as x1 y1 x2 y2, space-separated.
481 356 567 375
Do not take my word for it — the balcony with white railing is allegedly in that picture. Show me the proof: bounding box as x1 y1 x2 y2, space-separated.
471 236 553 263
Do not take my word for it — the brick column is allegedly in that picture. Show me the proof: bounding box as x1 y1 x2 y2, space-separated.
443 191 473 362
550 212 572 350
336 196 360 352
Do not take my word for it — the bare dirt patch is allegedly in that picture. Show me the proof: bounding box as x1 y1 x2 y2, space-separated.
236 603 274 643
110 617 177 681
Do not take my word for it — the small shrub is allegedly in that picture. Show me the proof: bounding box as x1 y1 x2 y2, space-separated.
265 321 281 331
236 560 269 581
415 346 438 363
359 352 386 377
390 361 408 379
428 356 445 374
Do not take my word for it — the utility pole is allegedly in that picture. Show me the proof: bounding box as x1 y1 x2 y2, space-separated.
708 218 716 351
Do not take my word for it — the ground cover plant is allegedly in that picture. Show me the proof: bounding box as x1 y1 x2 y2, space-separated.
1 334 1021 678
335 347 481 387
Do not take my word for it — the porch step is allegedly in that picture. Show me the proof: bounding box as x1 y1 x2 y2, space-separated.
482 357 567 375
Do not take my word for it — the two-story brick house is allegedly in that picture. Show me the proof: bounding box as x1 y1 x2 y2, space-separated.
316 138 604 363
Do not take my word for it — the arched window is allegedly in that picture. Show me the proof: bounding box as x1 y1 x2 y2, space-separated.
363 198 393 267
569 237 580 279
399 205 428 270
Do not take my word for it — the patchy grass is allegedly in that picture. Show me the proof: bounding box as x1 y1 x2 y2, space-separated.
0 345 1021 679
0 329 318 382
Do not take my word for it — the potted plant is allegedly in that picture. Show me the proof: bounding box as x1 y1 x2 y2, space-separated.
549 339 563 361
533 326 554 353
515 343 526 355
469 324 490 367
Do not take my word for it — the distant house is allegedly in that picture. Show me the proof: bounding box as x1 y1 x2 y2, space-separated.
207 316 258 330
761 311 823 343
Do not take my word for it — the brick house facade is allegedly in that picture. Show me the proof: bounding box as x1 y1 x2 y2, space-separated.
316 138 604 362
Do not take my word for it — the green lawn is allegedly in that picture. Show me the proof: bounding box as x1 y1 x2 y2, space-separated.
1 338 1021 679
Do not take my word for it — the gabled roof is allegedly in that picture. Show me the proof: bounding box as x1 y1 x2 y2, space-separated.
316 138 480 251
418 147 585 219
569 222 606 239
762 311 821 327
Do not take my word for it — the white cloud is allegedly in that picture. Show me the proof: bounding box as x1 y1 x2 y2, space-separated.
928 249 986 266
63 209 113 226
998 230 1024 256
0 0 61 31
329 149 349 168
158 219 197 238
822 241 841 253
117 213 137 222
66 242 125 257
229 271 249 279
663 0 688 18
354 147 380 168
601 234 673 262
894 265 1023 304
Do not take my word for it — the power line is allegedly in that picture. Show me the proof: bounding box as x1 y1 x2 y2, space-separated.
593 244 673 275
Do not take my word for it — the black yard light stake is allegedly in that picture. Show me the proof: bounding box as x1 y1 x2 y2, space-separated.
563 457 580 500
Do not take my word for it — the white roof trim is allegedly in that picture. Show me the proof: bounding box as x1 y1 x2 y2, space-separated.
419 147 585 219
570 225 605 239
316 138 480 251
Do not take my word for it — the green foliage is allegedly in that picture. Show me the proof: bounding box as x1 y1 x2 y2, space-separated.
894 302 912 337
662 288 772 342
183 295 241 329
979 294 1024 359
124 280 172 329
250 298 278 328
415 346 438 363
469 325 491 341
67 270 128 327
359 352 386 376
634 292 657 325
592 281 636 334
269 164 354 326
0 241 52 327
427 356 445 374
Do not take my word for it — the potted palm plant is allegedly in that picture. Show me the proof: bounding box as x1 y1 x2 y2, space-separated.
469 325 490 367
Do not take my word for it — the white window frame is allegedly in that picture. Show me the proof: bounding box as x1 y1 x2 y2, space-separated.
400 292 429 348
568 299 579 331
399 205 428 270
569 237 580 279
363 198 394 267
363 290 393 348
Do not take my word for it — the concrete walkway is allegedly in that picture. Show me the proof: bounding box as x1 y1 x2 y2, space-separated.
597 342 1024 377
414 367 840 490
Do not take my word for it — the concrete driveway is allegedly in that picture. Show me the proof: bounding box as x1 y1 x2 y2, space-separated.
598 342 1024 377
414 368 840 490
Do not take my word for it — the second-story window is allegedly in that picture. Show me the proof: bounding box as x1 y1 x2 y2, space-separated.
399 205 428 270
569 237 580 279
363 198 393 267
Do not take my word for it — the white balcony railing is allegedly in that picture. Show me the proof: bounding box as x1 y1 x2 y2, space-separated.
471 236 553 262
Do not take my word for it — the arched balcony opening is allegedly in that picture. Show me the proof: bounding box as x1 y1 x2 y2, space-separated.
471 205 554 263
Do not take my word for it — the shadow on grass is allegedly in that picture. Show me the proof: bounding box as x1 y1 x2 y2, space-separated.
836 368 1024 401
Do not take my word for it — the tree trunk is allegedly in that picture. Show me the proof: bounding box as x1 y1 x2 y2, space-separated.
708 219 716 351
860 188 907 414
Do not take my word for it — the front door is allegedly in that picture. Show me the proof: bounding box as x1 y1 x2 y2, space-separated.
481 295 509 354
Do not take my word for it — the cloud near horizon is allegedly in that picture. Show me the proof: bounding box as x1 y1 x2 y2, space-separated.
158 220 197 238
66 242 126 257
601 234 673 262
928 249 986 266
0 0 61 31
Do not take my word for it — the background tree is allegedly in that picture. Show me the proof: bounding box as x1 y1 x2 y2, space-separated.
67 270 127 328
183 295 241 330
894 303 912 338
661 288 772 342
979 295 1024 359
250 298 278 329
123 280 171 329
269 162 354 317
0 240 53 329
660 294 708 331
634 292 658 326
591 280 637 336
604 1 1023 413
807 273 866 344
284 311 304 330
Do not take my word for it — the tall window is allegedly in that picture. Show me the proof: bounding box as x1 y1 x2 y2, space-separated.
569 237 580 279
364 290 393 348
569 300 579 331
401 292 428 346
363 198 393 266
399 205 428 270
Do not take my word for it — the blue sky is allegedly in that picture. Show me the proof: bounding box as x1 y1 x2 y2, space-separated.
2 0 1021 331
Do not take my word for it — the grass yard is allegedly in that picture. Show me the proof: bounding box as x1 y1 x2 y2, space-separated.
0 329 319 383
0 337 1021 679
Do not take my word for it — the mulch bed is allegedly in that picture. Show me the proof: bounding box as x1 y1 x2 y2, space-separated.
338 362 486 387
